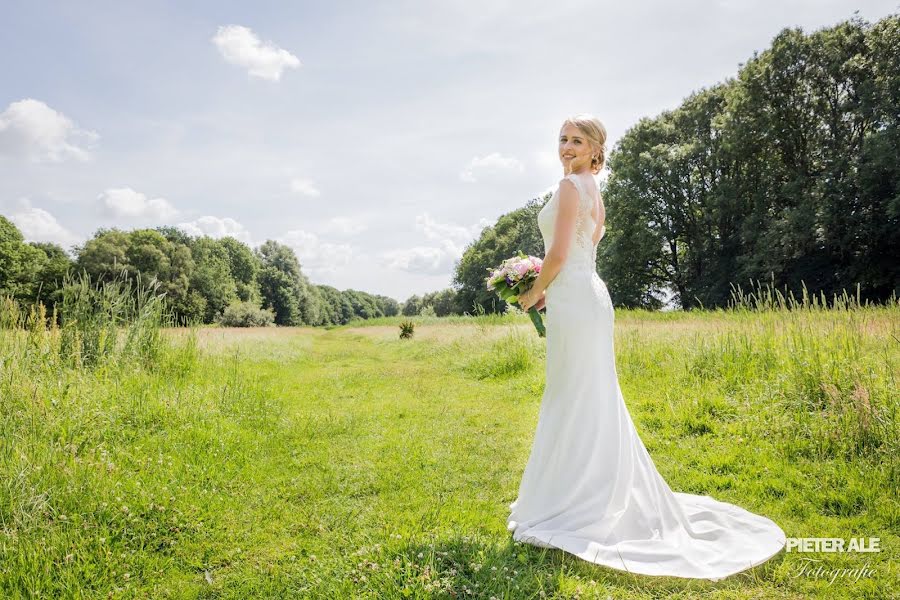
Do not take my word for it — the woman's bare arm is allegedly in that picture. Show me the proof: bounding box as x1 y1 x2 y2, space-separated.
529 178 579 295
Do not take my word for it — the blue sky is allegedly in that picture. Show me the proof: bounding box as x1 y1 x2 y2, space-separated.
1 1 896 302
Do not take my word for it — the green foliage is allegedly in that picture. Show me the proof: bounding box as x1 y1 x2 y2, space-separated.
412 288 460 316
57 267 172 368
0 225 396 329
0 215 51 302
219 236 261 303
75 227 201 325
218 301 275 327
453 196 548 315
446 15 898 311
599 14 900 308
187 236 239 323
401 294 422 316
398 320 415 339
28 241 75 310
255 240 328 326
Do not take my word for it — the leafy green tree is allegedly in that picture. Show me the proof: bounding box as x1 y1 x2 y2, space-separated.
75 228 202 324
188 236 238 323
73 228 130 284
336 293 355 324
343 289 383 320
29 242 74 309
401 294 422 316
0 216 47 302
373 294 401 317
419 288 459 316
599 14 899 307
256 240 304 325
219 236 261 303
314 285 343 325
453 196 548 314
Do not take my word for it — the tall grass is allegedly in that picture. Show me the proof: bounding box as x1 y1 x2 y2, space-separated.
1 269 200 597
1 267 177 371
725 278 899 492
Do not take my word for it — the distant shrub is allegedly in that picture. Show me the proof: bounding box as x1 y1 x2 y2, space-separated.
218 301 275 327
399 320 415 339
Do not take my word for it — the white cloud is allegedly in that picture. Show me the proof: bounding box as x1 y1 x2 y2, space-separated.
320 216 367 236
212 25 301 82
459 152 524 182
289 177 320 196
381 213 493 275
10 200 81 249
277 229 355 276
0 99 98 162
176 216 253 245
98 187 179 220
416 212 491 246
381 243 459 275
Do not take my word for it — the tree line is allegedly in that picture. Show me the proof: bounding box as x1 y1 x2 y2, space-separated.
0 218 399 326
456 13 899 311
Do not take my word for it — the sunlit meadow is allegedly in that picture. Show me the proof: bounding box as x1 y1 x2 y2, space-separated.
0 279 897 599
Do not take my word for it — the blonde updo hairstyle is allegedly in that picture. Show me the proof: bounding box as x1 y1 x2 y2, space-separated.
562 113 608 175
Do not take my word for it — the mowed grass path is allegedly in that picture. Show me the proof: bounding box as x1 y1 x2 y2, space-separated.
2 309 898 598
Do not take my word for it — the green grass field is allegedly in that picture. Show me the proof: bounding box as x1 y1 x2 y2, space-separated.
1 300 898 598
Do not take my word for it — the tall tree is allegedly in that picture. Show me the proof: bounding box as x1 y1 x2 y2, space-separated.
0 216 47 302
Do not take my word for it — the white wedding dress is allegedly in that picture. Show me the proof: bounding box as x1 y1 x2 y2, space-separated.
506 172 786 581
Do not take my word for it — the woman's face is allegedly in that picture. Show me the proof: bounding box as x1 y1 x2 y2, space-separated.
558 123 594 174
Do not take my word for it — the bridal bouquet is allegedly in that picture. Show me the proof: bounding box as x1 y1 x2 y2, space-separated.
485 251 546 337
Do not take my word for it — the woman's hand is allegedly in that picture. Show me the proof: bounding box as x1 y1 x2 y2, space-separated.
518 287 545 312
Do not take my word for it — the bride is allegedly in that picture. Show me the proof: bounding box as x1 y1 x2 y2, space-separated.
509 114 786 580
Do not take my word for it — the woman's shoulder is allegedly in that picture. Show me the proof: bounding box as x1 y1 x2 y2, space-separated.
559 173 593 204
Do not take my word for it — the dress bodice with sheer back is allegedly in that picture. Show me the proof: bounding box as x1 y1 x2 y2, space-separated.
507 171 786 580
536 171 614 319
537 171 602 274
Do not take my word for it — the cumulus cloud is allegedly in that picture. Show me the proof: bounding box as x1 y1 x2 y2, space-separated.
98 187 179 221
416 212 491 247
10 200 81 249
319 216 367 236
278 229 355 276
212 25 301 82
381 243 459 275
289 177 320 196
0 99 98 162
459 152 524 182
176 216 253 245
381 213 493 275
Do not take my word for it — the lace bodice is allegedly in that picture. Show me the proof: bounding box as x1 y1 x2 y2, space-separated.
537 172 602 273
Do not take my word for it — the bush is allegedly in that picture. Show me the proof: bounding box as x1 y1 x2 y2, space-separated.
399 320 415 339
218 301 275 327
